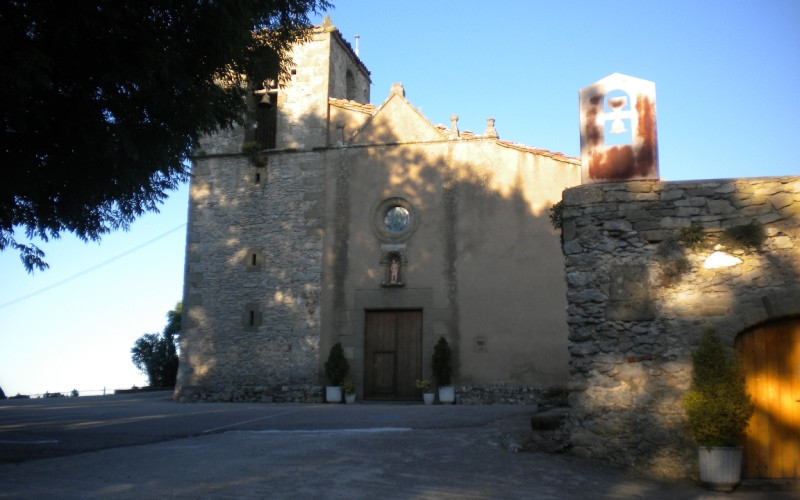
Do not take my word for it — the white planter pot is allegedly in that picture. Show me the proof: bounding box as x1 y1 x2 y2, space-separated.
698 446 742 492
344 393 356 404
423 393 435 405
326 386 342 403
438 386 455 404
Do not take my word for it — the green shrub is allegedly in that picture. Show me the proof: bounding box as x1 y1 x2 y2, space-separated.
683 328 753 447
341 380 356 395
242 141 267 167
721 222 766 251
241 141 261 156
549 201 563 230
432 337 453 387
324 342 349 386
679 223 706 250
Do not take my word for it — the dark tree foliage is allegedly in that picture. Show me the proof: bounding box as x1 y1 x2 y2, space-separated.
324 342 349 386
1 0 331 271
163 301 182 338
131 302 182 387
432 337 453 387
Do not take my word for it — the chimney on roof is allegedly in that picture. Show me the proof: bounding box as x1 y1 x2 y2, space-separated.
484 118 498 139
354 35 360 57
450 115 459 139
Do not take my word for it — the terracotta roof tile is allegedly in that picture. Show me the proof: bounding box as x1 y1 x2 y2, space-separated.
497 140 579 164
329 98 377 114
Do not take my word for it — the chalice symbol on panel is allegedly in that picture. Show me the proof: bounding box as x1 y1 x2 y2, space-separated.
607 95 628 134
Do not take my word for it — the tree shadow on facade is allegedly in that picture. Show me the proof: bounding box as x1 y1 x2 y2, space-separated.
319 109 579 400
178 100 581 404
561 177 800 480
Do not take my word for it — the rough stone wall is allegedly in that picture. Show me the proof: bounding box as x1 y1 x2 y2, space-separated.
327 34 370 103
276 27 369 150
175 149 326 402
561 176 800 478
176 22 368 403
276 31 330 150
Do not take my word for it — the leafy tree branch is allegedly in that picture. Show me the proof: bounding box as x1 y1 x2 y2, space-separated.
1 0 331 271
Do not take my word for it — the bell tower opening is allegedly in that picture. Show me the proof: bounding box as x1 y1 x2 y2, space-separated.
346 70 356 101
253 78 278 149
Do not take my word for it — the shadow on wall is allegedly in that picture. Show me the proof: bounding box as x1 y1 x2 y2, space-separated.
561 178 800 478
178 105 334 401
323 100 578 394
178 96 579 402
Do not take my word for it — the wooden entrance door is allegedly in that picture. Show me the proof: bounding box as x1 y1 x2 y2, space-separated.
364 310 422 400
736 317 800 479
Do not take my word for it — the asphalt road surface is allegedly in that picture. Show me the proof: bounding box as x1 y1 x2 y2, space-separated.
0 392 793 499
0 391 535 464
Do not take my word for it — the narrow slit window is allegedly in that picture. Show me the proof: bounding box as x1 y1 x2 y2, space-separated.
242 304 261 328
255 172 261 184
245 249 262 271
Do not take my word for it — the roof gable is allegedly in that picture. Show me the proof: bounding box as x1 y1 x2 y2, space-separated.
350 86 446 145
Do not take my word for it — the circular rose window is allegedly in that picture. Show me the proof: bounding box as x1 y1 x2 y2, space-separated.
384 206 410 233
373 197 417 242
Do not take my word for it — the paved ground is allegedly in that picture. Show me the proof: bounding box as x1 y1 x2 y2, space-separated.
0 392 795 499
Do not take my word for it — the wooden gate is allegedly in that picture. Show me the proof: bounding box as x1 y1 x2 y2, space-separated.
364 310 422 400
736 317 800 479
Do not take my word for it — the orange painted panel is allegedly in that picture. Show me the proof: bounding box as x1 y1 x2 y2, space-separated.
737 318 800 479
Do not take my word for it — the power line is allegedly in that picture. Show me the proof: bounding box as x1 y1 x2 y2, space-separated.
0 223 186 310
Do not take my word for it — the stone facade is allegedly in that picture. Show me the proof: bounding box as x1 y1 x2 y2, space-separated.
561 176 800 478
176 18 581 403
177 21 366 401
179 150 326 401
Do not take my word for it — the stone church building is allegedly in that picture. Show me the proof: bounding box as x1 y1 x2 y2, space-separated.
175 17 800 480
175 17 581 402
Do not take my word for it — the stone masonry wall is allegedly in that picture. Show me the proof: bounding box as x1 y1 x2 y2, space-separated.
176 148 326 402
561 176 800 478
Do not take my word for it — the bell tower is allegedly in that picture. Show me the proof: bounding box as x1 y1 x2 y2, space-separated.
251 15 371 151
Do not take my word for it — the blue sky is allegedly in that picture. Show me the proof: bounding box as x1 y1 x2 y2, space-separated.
1 0 798 396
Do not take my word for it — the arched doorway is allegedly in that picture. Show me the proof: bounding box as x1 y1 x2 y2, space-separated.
736 317 800 479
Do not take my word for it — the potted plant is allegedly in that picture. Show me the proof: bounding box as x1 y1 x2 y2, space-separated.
432 337 455 404
416 379 434 405
683 328 754 492
324 342 349 403
342 380 356 404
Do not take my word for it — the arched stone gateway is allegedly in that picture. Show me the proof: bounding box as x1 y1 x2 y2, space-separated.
736 316 800 479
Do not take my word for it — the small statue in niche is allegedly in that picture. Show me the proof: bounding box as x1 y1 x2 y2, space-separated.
382 252 404 287
380 248 406 287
